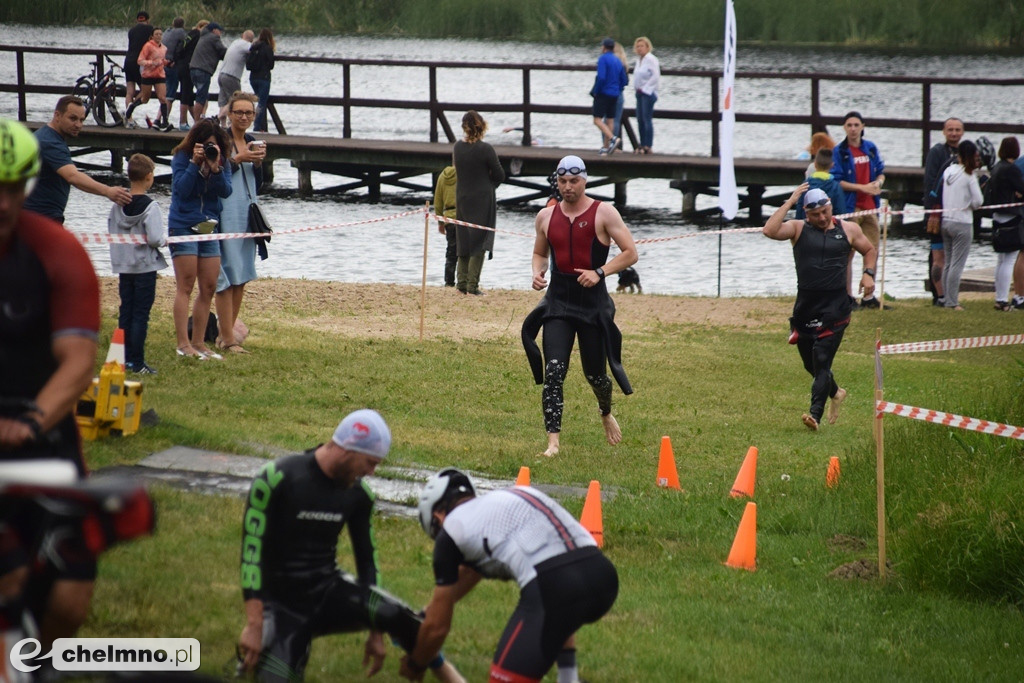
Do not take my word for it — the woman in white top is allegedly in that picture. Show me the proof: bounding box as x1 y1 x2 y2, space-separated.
939 139 984 310
632 36 660 154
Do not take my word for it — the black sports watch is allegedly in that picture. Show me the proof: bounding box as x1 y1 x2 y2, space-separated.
863 268 876 278
595 267 606 279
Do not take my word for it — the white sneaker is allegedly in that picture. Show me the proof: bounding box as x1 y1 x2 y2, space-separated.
124 117 138 129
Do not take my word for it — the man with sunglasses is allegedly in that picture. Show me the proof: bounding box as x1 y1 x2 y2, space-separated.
763 184 877 431
522 155 638 457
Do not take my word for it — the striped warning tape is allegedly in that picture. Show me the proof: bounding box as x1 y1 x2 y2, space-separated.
71 208 425 245
875 401 1024 440
878 334 1024 355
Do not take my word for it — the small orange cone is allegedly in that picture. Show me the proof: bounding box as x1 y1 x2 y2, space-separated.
730 446 758 498
826 456 840 489
105 328 126 368
580 480 604 548
515 466 530 487
725 501 757 571
656 436 681 490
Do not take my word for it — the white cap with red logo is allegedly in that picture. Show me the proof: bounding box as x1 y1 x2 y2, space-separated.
331 409 391 459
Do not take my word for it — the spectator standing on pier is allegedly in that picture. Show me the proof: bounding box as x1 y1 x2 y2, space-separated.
215 92 265 354
795 149 845 220
174 19 208 131
762 185 877 431
591 37 627 155
217 30 254 124
922 117 964 306
987 137 1024 311
189 22 227 122
939 139 983 311
123 10 153 125
23 96 131 224
453 111 504 295
609 42 629 153
632 36 660 155
162 17 187 119
167 118 232 360
247 29 276 133
433 165 458 287
832 111 885 309
126 28 173 131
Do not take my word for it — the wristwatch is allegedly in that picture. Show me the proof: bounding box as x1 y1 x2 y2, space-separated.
595 267 606 279
863 268 876 278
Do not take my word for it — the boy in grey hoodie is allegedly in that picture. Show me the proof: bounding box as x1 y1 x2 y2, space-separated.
108 153 168 374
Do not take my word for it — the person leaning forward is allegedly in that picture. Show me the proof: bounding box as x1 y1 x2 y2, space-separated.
522 155 638 457
236 409 464 683
762 184 877 432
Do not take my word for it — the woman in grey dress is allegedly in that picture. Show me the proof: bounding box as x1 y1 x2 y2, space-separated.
453 111 505 295
214 91 265 352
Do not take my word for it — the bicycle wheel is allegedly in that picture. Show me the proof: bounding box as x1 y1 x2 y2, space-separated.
92 84 123 127
71 77 94 116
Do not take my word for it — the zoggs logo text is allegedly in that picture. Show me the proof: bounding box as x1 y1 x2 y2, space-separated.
10 637 200 673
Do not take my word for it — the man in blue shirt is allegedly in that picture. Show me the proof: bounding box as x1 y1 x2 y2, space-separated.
592 38 627 155
23 96 131 223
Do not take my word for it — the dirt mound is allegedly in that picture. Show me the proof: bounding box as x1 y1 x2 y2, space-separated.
827 534 868 553
829 558 893 580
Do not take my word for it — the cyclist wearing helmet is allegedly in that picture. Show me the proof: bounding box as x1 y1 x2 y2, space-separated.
237 409 464 683
22 95 131 224
401 469 619 683
0 118 103 652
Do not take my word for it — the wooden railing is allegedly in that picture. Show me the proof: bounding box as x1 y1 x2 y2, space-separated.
3 44 1023 164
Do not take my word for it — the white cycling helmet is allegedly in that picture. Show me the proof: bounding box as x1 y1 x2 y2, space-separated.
417 468 475 539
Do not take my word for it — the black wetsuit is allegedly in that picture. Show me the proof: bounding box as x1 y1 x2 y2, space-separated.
791 218 853 422
240 450 427 681
521 200 632 434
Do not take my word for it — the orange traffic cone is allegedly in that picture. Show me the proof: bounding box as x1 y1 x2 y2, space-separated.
730 446 758 498
580 480 604 548
826 456 840 489
105 328 125 368
515 466 530 487
725 501 757 570
656 436 681 490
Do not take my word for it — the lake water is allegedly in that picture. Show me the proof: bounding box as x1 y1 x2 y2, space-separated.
3 25 1023 298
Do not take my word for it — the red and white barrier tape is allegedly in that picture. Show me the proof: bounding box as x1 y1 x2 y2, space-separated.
879 334 1024 355
876 401 1024 440
72 208 425 245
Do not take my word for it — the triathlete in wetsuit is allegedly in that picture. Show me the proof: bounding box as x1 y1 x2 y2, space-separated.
522 155 638 457
762 185 878 431
402 469 618 683
0 118 102 651
238 410 463 682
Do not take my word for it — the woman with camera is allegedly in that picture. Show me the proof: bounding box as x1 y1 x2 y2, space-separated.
168 118 233 359
214 92 266 353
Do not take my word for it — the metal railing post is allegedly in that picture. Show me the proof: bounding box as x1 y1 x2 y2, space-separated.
810 77 821 133
521 67 531 147
343 63 351 139
711 74 720 158
16 49 26 120
429 66 438 143
921 82 931 165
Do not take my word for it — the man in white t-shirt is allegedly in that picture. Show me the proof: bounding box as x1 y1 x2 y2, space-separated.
217 30 254 123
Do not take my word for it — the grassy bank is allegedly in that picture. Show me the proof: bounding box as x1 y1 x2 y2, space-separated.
79 279 1024 681
3 0 1022 50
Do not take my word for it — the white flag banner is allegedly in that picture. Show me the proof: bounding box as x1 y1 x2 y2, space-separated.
719 0 739 219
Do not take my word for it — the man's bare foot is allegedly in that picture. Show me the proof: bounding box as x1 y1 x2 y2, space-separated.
541 434 559 457
602 414 622 445
828 387 847 425
802 414 819 431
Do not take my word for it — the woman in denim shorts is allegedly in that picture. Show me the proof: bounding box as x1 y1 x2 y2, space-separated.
167 118 232 359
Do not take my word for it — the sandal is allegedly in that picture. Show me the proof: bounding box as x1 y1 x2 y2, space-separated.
994 301 1012 312
217 340 250 354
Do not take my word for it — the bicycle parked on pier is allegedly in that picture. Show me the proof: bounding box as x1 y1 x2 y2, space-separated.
70 56 126 127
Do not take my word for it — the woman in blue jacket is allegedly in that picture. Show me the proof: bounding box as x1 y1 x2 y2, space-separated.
168 118 232 359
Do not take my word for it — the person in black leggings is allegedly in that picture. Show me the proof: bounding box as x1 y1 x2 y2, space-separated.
762 184 878 431
522 155 638 456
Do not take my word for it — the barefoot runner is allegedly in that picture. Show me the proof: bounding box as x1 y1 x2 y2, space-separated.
522 155 638 456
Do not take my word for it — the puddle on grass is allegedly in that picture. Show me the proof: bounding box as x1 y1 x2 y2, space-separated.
96 446 606 518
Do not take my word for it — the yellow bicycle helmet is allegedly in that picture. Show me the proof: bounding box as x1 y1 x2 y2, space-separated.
0 119 41 184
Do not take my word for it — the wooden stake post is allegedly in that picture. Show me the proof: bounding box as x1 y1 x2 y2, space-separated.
875 327 886 579
420 201 430 342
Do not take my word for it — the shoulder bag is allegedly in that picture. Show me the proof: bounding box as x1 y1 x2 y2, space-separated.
242 163 272 260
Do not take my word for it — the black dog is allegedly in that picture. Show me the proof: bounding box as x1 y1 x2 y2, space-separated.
616 267 642 294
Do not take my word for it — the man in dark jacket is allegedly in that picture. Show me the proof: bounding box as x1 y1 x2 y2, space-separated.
188 22 227 121
123 10 153 119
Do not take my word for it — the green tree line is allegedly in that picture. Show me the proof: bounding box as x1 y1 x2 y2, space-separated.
3 0 1023 50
